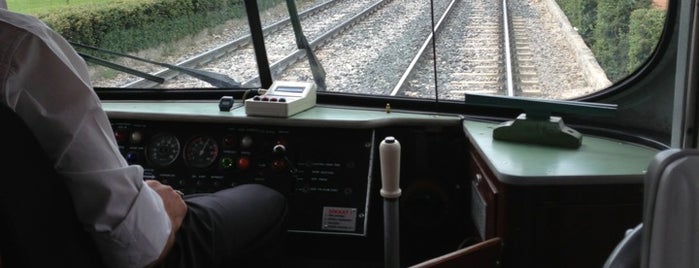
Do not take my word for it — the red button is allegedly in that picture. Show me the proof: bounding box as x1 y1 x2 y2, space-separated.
238 157 250 170
114 130 127 143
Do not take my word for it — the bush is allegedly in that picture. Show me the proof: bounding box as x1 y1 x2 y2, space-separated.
557 0 662 82
557 0 598 46
592 0 657 81
34 0 275 54
627 8 666 72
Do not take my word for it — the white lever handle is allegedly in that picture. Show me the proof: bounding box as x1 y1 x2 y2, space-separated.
380 136 401 199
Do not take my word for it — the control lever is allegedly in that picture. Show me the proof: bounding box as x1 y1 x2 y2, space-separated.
380 136 401 268
273 144 298 174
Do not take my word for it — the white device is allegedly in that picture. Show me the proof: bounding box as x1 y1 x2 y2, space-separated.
380 136 402 199
244 81 317 117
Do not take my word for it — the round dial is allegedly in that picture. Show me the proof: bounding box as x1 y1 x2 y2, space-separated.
184 136 219 168
146 133 180 167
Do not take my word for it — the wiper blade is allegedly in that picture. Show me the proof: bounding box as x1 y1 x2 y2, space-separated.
71 42 241 88
244 0 274 89
78 53 165 84
285 0 326 91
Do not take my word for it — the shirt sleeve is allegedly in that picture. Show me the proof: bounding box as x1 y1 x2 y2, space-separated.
0 14 171 268
62 166 172 268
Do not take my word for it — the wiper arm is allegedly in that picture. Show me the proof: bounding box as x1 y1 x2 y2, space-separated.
78 53 165 84
285 0 326 91
244 0 274 89
71 42 241 88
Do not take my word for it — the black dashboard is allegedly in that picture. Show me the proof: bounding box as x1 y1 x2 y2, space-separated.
113 120 376 236
109 115 471 265
103 100 658 267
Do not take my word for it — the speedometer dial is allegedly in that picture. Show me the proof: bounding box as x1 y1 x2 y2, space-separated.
146 133 180 167
184 136 219 168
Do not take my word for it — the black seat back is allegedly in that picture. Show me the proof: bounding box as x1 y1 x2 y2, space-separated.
0 105 104 268
604 148 699 268
640 148 699 268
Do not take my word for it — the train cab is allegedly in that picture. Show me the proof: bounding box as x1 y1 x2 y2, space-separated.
0 0 696 266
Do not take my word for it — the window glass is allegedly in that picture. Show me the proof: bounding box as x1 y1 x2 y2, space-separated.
6 0 667 100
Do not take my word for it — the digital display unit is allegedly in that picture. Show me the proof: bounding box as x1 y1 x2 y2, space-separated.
275 86 305 94
244 81 317 117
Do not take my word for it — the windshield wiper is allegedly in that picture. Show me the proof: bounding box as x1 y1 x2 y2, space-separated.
71 42 241 88
78 53 165 84
285 0 326 91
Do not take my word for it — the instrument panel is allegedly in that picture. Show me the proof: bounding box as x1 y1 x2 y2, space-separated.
107 112 472 264
111 119 374 236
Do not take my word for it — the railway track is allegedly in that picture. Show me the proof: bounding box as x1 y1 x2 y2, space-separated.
386 0 555 99
93 0 603 100
392 0 508 99
123 0 374 88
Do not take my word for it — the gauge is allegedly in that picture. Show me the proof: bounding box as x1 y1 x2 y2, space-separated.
184 136 219 168
145 133 180 167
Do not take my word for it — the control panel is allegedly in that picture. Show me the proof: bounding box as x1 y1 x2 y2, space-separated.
111 119 374 236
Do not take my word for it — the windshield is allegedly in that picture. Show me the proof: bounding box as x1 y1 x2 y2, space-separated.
6 0 667 101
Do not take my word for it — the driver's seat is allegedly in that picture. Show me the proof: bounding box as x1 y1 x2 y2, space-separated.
0 104 104 268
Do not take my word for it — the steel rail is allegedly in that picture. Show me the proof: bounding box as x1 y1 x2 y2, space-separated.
121 0 340 88
388 0 458 96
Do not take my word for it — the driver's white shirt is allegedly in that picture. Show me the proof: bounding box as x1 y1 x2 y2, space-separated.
0 9 170 268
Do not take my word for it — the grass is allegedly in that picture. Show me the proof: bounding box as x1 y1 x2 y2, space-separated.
6 0 116 15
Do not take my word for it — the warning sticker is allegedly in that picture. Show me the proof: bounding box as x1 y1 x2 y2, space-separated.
321 207 357 232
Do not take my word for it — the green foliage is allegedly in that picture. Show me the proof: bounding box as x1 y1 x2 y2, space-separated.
100 9 232 52
592 0 631 81
7 0 113 14
557 0 598 46
591 0 657 81
21 0 280 54
557 0 664 82
627 8 666 72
